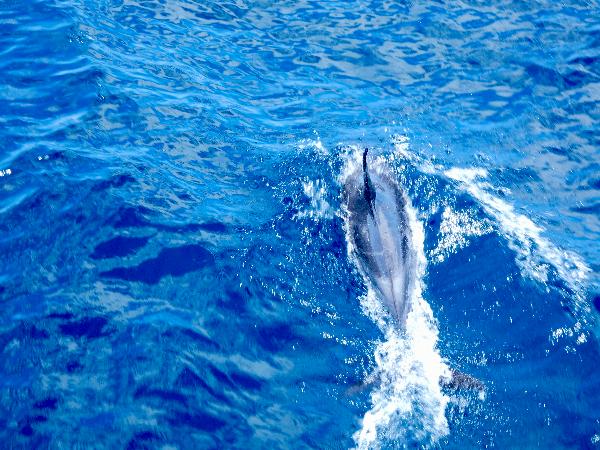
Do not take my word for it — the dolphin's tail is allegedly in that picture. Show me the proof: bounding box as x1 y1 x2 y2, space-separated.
362 148 376 216
441 368 485 394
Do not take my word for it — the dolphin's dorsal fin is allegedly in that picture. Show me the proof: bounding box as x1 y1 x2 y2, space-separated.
363 148 376 217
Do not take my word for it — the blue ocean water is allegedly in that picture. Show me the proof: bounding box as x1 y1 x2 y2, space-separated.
1 0 599 448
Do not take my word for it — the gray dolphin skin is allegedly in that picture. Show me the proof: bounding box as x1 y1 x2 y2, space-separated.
343 148 417 329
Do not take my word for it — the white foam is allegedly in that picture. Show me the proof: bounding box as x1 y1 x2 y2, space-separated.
390 134 411 160
297 136 328 155
353 293 451 449
340 148 451 448
445 167 591 307
296 178 334 220
430 207 493 263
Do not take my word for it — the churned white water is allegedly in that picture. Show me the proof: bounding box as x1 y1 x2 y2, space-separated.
429 207 494 264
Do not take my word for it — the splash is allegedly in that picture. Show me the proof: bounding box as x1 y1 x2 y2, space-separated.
340 147 451 449
430 207 493 264
296 178 334 220
445 168 591 308
353 293 451 449
297 136 328 156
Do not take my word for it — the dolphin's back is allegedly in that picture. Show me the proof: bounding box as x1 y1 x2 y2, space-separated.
344 152 417 327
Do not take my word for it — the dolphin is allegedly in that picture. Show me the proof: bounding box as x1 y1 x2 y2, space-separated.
343 148 417 328
343 148 484 392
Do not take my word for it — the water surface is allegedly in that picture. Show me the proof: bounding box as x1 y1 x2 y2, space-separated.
1 0 599 448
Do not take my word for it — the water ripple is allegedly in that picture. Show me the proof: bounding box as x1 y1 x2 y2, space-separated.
1 0 599 448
